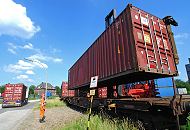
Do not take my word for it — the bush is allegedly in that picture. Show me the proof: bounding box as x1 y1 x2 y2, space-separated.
175 79 190 90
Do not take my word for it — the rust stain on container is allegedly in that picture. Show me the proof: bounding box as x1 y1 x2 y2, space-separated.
68 4 178 89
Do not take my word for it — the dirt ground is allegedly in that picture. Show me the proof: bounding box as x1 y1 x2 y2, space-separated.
17 106 82 130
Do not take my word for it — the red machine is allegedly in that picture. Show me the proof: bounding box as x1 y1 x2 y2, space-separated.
119 80 159 98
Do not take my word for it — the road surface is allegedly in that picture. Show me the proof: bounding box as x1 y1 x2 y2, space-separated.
0 100 39 130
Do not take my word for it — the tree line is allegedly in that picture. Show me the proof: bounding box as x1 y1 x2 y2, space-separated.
175 79 190 93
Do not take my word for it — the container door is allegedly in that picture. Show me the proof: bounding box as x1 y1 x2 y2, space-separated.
130 6 176 74
4 85 14 101
13 85 23 101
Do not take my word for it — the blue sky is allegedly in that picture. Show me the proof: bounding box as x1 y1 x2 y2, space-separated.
0 0 189 87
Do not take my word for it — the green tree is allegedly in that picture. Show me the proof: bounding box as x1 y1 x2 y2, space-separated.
29 85 36 95
0 85 5 93
175 79 190 92
55 86 61 96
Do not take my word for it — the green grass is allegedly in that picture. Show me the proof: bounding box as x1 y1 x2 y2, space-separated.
29 95 58 100
0 99 2 104
33 97 65 110
62 115 142 130
47 95 59 99
29 97 39 100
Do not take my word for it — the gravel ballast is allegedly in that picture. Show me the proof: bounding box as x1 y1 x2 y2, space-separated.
17 106 82 130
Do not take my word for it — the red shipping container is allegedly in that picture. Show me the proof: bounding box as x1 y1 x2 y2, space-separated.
68 90 75 97
68 4 178 89
61 81 75 97
61 81 68 97
98 87 107 98
98 88 102 98
3 83 27 106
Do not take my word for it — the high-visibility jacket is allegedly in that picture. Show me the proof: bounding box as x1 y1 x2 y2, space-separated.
40 98 45 119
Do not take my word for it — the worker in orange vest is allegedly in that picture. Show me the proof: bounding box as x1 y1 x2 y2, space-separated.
39 93 46 123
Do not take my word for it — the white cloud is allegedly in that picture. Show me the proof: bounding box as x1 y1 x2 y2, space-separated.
7 43 36 54
16 74 28 79
28 54 46 61
7 42 17 54
27 78 34 83
7 43 62 64
51 48 61 53
4 65 22 73
54 58 63 63
4 60 34 74
31 59 48 69
18 60 34 67
8 48 16 54
16 74 34 83
4 58 49 74
4 59 48 83
4 60 35 74
174 33 189 45
26 70 35 75
174 33 189 39
28 54 63 63
22 43 33 49
175 41 185 45
8 43 17 49
0 0 40 39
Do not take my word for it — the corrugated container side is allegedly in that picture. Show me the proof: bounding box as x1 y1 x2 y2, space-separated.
68 4 177 89
61 81 75 97
98 87 107 98
3 84 27 103
130 6 176 74
68 90 75 97
61 81 68 97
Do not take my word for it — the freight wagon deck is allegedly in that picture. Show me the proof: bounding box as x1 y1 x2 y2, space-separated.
67 95 190 113
108 95 190 112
